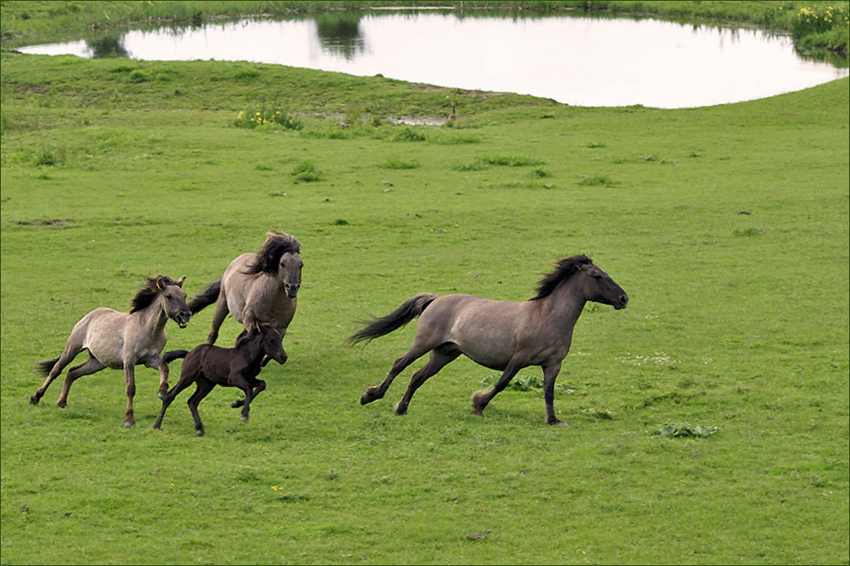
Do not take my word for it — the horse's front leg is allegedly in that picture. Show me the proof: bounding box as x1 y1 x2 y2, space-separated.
541 361 566 426
122 364 137 428
207 293 230 345
156 360 170 400
470 357 526 416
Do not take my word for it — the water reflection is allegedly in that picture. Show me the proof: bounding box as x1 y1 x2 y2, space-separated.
18 11 849 108
86 34 129 58
314 12 366 60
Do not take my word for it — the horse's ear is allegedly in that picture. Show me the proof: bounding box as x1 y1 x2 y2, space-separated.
176 275 186 288
156 276 167 290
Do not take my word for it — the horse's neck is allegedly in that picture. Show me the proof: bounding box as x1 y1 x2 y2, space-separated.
240 338 266 368
544 279 588 327
136 300 169 333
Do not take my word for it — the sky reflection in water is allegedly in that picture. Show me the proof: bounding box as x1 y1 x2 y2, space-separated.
18 13 849 109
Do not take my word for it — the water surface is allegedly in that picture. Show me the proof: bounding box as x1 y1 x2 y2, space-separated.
18 12 849 108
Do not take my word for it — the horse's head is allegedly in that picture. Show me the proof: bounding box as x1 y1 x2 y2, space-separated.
278 251 303 299
578 263 628 310
158 275 193 328
257 323 287 365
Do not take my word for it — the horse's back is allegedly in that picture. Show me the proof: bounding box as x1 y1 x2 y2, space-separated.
421 294 533 368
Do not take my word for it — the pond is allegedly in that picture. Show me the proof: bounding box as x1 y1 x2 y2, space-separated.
17 10 849 109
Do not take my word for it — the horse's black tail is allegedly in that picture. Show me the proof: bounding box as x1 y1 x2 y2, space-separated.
349 293 438 345
36 356 60 377
162 350 189 364
188 280 221 314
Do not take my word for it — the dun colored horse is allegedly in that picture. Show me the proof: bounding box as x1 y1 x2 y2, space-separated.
154 323 287 436
350 255 628 425
189 230 302 366
30 275 192 427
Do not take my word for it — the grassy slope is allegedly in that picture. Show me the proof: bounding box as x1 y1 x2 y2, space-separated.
1 25 848 566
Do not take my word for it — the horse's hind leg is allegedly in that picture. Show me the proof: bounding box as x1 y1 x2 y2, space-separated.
361 343 432 405
30 341 85 405
395 346 461 415
55 355 106 408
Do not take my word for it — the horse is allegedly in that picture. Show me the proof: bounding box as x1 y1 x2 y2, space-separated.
349 255 628 425
30 275 192 428
153 322 287 436
188 230 302 366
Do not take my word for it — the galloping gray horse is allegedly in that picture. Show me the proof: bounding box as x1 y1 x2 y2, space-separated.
31 275 192 427
350 255 628 425
189 230 302 366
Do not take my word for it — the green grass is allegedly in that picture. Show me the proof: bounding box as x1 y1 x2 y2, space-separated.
1 16 849 566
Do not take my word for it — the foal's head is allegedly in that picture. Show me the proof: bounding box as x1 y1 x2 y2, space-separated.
239 323 287 365
131 275 192 327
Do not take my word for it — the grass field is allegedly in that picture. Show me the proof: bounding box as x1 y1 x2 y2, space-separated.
1 4 849 564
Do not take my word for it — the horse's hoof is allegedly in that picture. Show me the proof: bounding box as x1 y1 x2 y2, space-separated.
231 400 244 408
196 429 204 437
471 409 483 417
241 416 249 423
157 392 166 401
56 401 67 409
29 395 40 405
124 421 135 428
547 419 567 426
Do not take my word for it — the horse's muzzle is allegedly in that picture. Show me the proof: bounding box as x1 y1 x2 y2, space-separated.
175 313 192 328
284 284 299 299
613 294 629 310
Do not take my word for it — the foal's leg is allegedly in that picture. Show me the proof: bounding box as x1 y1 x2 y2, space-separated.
231 379 265 408
395 346 461 415
541 362 566 426
55 355 107 408
187 377 216 436
470 356 527 416
361 342 433 405
153 368 198 430
227 374 255 422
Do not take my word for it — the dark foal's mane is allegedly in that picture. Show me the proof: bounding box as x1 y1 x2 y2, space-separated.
529 255 593 301
243 231 301 276
130 275 175 313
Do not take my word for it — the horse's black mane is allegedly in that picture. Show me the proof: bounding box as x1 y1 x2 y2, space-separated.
130 275 177 313
529 255 593 301
244 231 301 275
